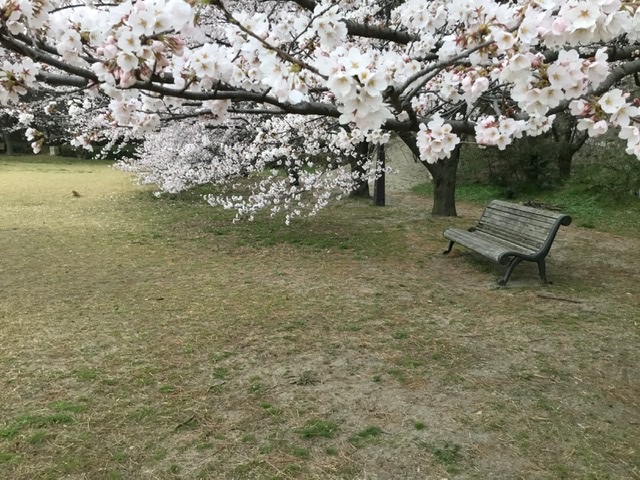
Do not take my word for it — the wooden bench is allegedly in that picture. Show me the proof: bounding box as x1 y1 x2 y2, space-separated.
443 200 572 286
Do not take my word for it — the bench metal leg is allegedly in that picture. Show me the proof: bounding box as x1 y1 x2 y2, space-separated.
498 257 523 286
537 259 548 284
443 241 455 255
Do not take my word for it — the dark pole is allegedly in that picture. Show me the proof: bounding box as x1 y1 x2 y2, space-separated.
373 143 385 206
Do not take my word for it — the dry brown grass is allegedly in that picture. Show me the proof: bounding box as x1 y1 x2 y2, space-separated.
1 156 639 479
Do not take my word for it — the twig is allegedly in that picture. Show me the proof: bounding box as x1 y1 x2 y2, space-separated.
174 416 196 431
536 293 582 304
530 416 550 422
263 458 287 477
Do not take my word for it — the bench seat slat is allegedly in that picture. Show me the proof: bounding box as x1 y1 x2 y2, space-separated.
475 226 545 250
443 228 536 263
478 221 550 244
489 200 564 220
480 210 557 231
477 220 550 243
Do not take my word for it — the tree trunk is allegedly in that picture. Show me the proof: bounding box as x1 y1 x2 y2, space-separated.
2 131 13 155
287 164 300 187
557 142 573 180
349 141 371 198
373 144 385 206
552 114 588 182
428 145 460 216
399 132 460 217
558 130 587 181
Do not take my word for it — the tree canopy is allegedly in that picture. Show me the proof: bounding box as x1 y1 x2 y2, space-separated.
2 0 640 219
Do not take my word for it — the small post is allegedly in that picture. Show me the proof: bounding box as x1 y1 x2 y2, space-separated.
373 144 385 206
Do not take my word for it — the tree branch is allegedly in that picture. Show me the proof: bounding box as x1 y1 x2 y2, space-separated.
214 1 324 78
37 70 343 118
290 0 417 44
546 58 640 117
342 19 416 45
0 33 99 83
291 0 317 11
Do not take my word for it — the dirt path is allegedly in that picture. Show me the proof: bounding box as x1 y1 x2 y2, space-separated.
378 138 431 193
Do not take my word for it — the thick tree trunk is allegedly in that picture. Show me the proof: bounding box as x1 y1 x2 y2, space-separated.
428 145 460 216
558 130 588 181
552 115 588 182
557 143 573 180
399 132 460 216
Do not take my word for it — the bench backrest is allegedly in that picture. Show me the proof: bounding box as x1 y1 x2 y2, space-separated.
476 200 572 253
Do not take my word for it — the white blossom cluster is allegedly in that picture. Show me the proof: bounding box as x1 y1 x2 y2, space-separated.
118 113 381 222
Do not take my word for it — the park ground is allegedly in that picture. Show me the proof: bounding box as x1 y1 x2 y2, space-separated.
1 155 639 479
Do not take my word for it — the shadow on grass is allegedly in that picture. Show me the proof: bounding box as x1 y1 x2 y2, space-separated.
0 154 113 167
133 187 414 258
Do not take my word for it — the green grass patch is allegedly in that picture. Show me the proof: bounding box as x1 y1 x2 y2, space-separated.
73 368 99 381
349 426 383 448
0 425 21 440
289 445 311 459
418 441 462 474
50 400 87 414
14 413 75 429
392 330 408 339
325 446 338 456
297 420 338 439
0 452 22 464
27 430 51 445
1 413 76 440
248 376 265 395
291 370 320 386
413 421 426 431
431 441 462 473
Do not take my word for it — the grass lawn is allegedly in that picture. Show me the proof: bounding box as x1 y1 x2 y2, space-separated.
1 155 639 479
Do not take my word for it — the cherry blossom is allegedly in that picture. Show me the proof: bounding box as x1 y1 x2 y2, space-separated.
417 115 461 163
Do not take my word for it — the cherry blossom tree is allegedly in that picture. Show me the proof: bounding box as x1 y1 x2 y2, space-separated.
1 0 640 219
